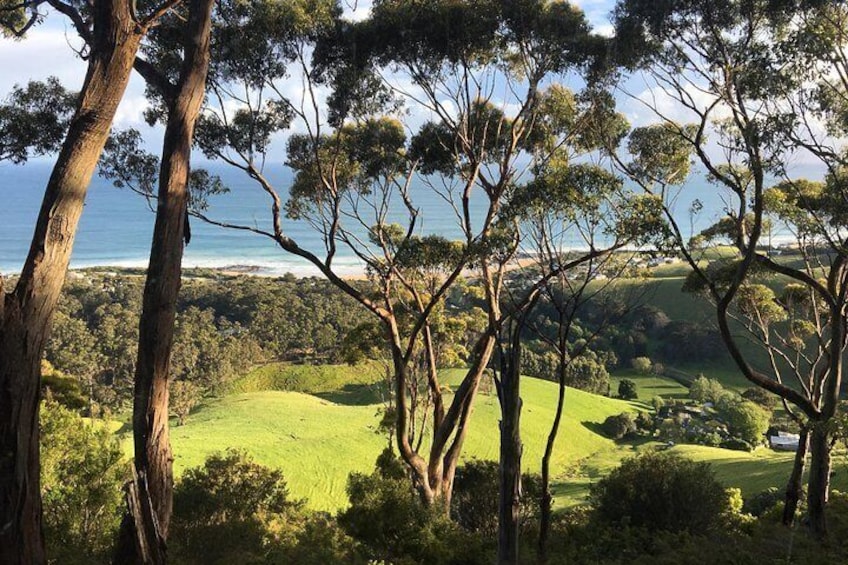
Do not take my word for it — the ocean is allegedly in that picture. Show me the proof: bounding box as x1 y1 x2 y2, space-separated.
0 160 792 277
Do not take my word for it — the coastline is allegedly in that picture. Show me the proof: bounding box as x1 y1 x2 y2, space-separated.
1 256 369 280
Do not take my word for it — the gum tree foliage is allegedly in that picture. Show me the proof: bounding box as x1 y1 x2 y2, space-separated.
612 0 848 536
353 5 657 563
0 77 76 163
183 5 625 549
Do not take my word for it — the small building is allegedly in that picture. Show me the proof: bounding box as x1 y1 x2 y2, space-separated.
769 432 800 452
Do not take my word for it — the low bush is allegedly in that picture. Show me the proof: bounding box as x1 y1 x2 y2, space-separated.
589 451 733 534
339 451 492 565
170 450 305 564
602 412 637 440
451 459 541 539
40 400 126 564
618 378 638 400
631 357 652 374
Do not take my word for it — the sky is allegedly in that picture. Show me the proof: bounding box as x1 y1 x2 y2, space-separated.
0 0 620 145
0 0 833 173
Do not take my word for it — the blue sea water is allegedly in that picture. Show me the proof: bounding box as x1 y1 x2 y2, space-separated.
1 160 491 276
0 159 793 277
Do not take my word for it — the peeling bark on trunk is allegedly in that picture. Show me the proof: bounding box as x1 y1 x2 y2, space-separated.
0 3 142 562
782 427 808 527
113 0 214 562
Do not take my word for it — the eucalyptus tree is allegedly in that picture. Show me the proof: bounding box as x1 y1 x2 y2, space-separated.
0 1 193 561
516 183 662 560
357 2 617 522
190 0 618 517
187 0 477 510
613 0 848 536
491 159 666 563
688 173 848 526
96 0 218 560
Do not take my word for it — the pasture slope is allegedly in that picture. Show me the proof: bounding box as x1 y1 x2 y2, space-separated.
163 363 824 513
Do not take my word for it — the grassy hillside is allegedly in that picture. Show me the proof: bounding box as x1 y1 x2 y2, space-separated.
224 361 386 399
604 270 781 390
167 377 641 511
170 391 386 511
161 365 835 514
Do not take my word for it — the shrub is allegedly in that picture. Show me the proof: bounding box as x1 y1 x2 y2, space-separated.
717 396 770 446
339 453 491 565
631 357 652 374
618 379 638 400
743 487 783 517
171 379 202 425
720 437 754 452
41 360 88 412
170 450 305 564
564 355 610 395
602 412 637 440
451 459 541 539
589 451 732 534
634 411 654 432
270 513 364 565
741 387 778 410
689 375 725 404
651 395 665 412
40 399 126 564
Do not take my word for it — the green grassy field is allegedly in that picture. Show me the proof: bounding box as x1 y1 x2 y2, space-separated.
610 369 690 402
153 363 841 514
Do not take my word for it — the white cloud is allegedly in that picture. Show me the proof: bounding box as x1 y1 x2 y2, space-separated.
0 27 87 93
0 17 150 128
571 0 615 29
343 0 372 23
113 92 152 128
618 79 730 128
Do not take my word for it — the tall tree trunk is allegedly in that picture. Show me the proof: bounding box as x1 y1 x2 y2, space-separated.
807 423 832 538
538 362 566 563
498 322 524 565
806 301 844 538
0 3 142 562
782 427 809 526
113 0 214 561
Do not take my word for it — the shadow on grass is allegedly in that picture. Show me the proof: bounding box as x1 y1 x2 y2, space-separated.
314 383 387 406
581 420 606 436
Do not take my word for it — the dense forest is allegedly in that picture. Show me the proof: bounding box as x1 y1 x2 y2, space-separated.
3 0 848 563
43 270 730 418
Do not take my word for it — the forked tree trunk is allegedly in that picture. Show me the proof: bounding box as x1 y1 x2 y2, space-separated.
113 0 215 562
782 427 809 526
390 319 495 511
806 302 844 539
0 3 142 562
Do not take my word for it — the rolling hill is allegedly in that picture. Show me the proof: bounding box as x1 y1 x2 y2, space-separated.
155 363 828 513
